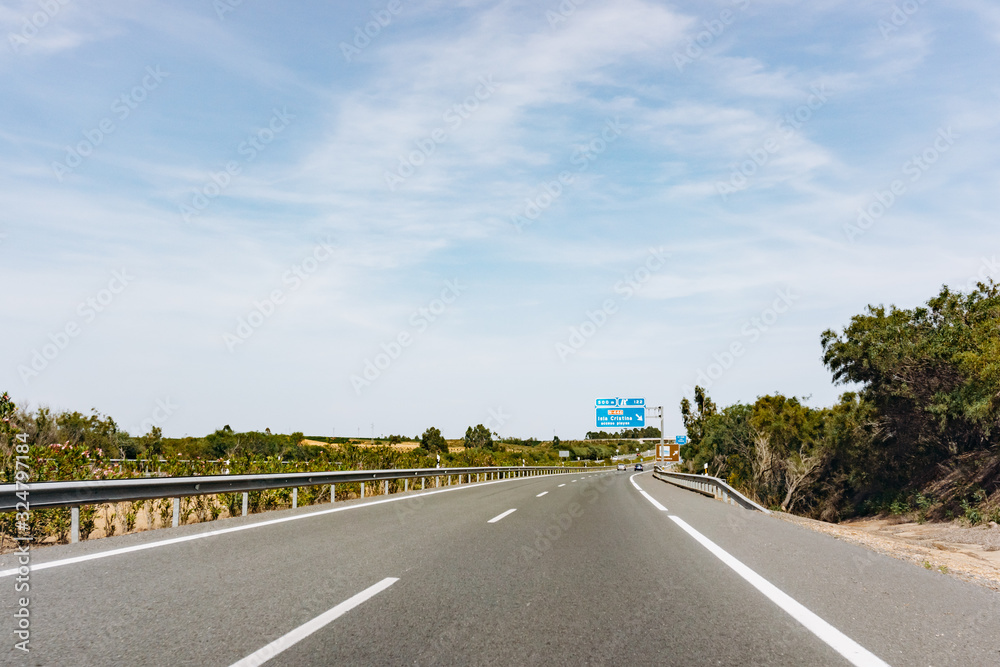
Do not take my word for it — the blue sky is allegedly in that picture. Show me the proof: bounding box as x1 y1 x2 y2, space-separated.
3 0 999 440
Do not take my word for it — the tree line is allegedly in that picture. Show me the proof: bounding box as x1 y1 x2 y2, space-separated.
679 281 1000 524
586 426 661 440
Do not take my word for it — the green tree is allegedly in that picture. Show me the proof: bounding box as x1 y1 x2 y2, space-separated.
809 392 882 521
1 392 21 482
679 386 717 464
699 402 754 482
463 424 492 449
420 427 448 454
821 280 1000 489
748 394 825 511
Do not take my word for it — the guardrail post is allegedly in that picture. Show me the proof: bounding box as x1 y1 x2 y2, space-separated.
404 478 408 492
331 484 336 503
361 482 365 499
172 498 180 527
71 506 79 543
383 480 388 495
292 488 298 509
242 492 248 516
436 476 440 488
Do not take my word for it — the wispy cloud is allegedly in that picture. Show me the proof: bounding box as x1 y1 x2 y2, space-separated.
1 0 997 438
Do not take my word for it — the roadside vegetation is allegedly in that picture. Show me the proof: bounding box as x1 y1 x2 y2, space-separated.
679 281 1000 526
0 396 617 547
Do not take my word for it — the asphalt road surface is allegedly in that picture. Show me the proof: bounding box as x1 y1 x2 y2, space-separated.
2 470 999 666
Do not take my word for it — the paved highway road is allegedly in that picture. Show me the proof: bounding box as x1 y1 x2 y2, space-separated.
2 470 999 665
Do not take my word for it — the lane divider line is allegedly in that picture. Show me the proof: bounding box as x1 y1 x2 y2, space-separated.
488 508 517 523
229 577 399 667
536 492 548 497
0 471 566 579
668 516 888 667
558 484 565 488
629 473 667 511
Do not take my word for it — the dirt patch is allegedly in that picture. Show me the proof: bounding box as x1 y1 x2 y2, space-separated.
774 512 1000 591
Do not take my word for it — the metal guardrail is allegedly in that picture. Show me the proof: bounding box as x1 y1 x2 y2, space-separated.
652 466 771 514
1 465 610 543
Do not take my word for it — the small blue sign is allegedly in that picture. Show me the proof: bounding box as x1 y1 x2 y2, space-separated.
596 407 645 428
623 398 645 407
595 398 619 407
676 435 688 445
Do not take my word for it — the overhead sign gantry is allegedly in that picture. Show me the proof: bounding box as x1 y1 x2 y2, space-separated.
595 397 646 428
594 398 669 460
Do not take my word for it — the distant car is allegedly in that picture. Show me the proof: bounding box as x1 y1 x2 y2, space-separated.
634 463 643 471
617 464 626 471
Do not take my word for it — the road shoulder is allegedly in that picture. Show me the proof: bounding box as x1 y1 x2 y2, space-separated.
773 511 1000 591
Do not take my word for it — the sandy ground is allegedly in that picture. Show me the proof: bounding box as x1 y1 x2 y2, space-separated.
774 512 1000 591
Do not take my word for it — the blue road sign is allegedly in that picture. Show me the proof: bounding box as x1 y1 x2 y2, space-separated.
596 407 645 428
595 398 619 407
623 398 645 407
676 435 688 445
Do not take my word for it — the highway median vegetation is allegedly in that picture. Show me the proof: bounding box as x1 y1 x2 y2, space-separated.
678 281 1000 525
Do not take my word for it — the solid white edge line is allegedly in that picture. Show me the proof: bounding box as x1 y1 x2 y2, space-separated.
228 577 399 667
536 492 548 497
668 516 889 667
629 473 667 511
487 508 517 523
0 470 576 579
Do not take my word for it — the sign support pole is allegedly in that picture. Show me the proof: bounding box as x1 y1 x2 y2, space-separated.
659 406 664 462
